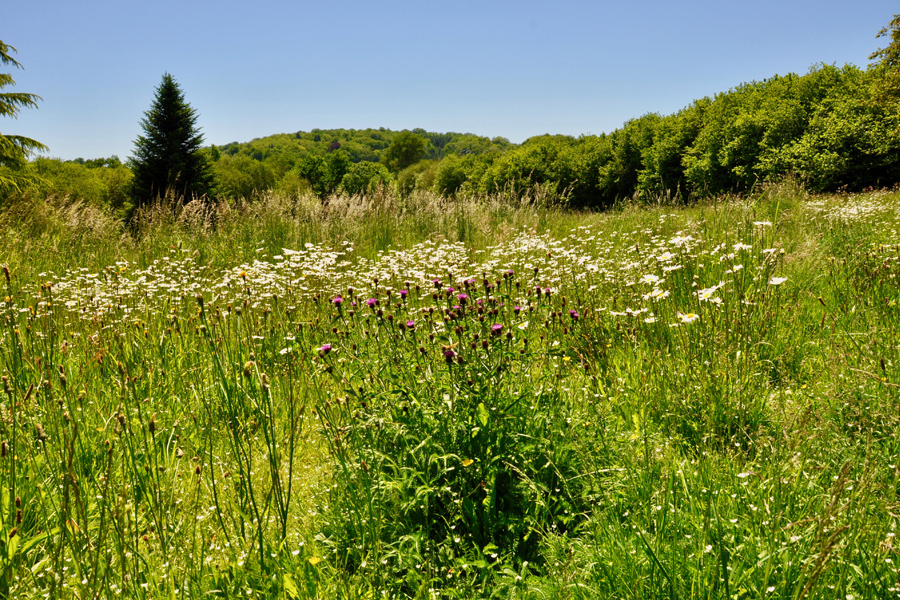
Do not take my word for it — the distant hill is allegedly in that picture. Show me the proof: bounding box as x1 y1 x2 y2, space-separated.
213 128 513 167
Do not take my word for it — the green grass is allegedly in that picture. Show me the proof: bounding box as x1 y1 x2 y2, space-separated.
0 184 899 598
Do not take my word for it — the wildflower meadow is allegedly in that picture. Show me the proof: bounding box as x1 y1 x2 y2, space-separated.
0 184 899 598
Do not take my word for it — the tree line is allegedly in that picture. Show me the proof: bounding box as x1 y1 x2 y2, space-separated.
2 14 899 215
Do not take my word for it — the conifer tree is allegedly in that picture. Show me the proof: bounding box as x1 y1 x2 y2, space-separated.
130 73 214 209
0 41 47 195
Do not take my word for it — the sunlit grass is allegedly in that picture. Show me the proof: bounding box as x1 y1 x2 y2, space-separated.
0 184 899 597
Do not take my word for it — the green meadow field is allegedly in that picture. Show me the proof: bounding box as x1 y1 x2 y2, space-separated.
0 184 899 598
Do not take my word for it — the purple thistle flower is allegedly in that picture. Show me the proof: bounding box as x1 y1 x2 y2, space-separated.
514 305 522 315
569 310 579 320
366 298 377 308
433 278 442 289
406 320 416 330
457 293 469 304
319 343 332 355
399 289 409 298
332 296 343 306
491 323 503 336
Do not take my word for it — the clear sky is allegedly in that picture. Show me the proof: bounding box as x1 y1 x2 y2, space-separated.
4 0 898 161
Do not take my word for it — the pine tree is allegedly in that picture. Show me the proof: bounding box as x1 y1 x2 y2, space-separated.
1 41 47 196
130 73 214 210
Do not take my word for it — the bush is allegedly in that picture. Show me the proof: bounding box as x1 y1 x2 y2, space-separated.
340 161 393 196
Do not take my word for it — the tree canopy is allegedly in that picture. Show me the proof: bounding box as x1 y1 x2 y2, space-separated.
870 13 900 101
0 41 47 196
381 130 427 173
130 73 215 210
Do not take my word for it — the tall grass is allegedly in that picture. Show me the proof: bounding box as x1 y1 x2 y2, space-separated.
0 184 898 598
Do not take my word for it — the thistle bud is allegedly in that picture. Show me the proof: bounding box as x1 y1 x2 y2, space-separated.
2 265 9 284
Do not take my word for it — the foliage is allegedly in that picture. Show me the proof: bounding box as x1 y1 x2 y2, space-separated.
636 102 706 200
296 150 351 197
213 154 276 199
340 160 393 196
0 41 47 197
396 160 437 197
870 13 900 102
28 157 133 209
129 73 215 211
381 130 428 173
770 66 900 191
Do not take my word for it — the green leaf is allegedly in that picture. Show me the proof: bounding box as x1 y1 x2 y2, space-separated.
477 402 489 427
283 572 299 599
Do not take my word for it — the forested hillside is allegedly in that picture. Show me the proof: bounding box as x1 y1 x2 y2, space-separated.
7 15 900 214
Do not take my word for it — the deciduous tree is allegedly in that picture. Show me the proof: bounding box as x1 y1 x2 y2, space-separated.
381 130 427 173
870 13 900 101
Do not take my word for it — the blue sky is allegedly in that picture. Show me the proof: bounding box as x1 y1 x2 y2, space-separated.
5 0 898 160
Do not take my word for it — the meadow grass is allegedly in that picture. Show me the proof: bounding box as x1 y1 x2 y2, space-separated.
0 184 898 598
